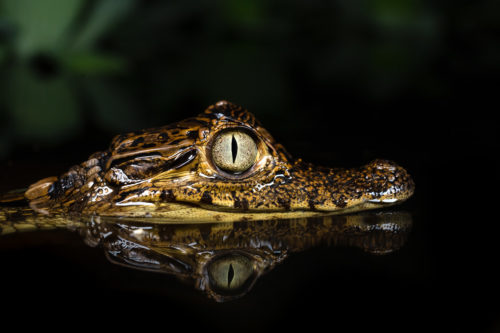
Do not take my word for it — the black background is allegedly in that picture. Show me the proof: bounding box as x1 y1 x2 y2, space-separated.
0 1 498 332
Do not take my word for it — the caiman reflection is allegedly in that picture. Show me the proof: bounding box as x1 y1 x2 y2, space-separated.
78 212 412 302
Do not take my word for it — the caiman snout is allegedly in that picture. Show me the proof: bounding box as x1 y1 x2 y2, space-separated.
287 159 415 213
360 159 415 204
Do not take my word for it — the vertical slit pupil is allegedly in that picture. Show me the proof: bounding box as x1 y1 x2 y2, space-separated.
231 135 238 163
228 263 235 287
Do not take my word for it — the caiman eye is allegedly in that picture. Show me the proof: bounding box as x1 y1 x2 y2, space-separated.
207 254 255 292
212 130 258 173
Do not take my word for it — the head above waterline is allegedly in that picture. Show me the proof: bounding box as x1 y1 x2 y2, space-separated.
25 101 414 222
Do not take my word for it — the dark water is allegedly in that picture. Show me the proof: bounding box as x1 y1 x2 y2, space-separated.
0 209 419 327
0 149 498 333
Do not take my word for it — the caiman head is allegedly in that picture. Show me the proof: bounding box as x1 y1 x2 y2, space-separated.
25 101 414 221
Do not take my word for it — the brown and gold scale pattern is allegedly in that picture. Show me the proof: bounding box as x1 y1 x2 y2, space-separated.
19 101 414 221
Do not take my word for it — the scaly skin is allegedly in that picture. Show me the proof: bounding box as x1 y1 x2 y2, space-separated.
18 101 414 222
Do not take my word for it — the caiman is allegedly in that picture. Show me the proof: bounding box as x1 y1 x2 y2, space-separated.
1 101 414 224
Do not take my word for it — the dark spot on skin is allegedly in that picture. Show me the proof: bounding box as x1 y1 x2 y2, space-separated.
233 195 248 210
186 130 198 140
200 191 213 205
160 189 175 202
129 137 145 147
277 198 291 210
68 198 87 213
141 143 157 148
233 198 241 209
308 199 316 210
170 139 183 145
49 173 83 199
158 133 169 142
116 187 150 202
241 198 249 210
333 196 347 208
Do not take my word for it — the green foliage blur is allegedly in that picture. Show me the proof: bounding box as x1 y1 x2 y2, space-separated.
0 0 135 153
0 0 497 159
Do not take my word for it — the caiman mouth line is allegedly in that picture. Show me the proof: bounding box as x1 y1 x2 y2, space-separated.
83 197 412 225
21 100 414 222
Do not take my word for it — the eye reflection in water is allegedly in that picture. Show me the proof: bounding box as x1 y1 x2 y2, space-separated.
75 211 412 302
206 253 255 296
